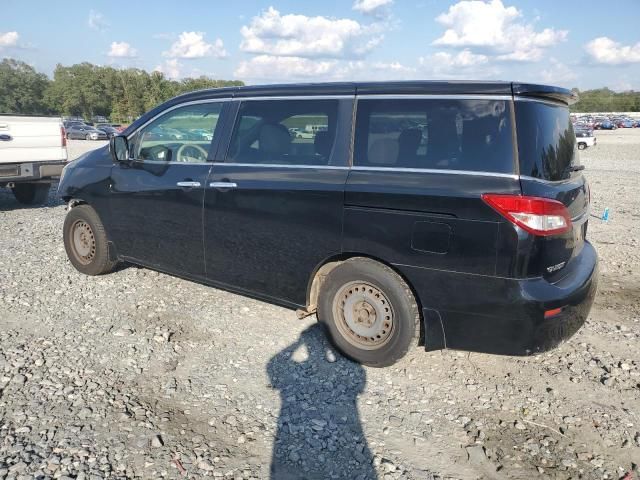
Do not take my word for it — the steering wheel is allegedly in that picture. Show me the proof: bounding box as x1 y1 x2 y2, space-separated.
176 144 208 163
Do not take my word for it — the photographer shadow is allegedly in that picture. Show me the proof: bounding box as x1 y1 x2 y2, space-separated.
267 324 376 480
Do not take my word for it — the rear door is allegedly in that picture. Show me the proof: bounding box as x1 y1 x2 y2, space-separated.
514 99 590 277
109 100 227 279
203 97 353 306
344 95 520 277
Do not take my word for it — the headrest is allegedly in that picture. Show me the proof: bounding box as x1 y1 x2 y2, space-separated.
259 123 291 155
367 137 399 166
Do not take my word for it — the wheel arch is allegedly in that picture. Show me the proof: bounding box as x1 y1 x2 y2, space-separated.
306 252 426 346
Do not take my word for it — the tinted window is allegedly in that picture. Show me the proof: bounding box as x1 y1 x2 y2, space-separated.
515 101 577 181
132 102 222 163
227 100 338 166
354 99 514 173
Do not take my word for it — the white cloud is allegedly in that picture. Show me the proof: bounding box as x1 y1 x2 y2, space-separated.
419 49 498 79
235 55 337 81
239 7 383 59
0 31 19 48
585 37 640 65
540 58 576 86
433 0 567 62
427 49 489 68
163 32 227 59
107 41 137 58
88 10 109 32
155 59 182 80
353 0 393 18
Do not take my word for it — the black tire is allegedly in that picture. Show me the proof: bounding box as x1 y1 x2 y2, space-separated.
63 204 117 275
317 258 420 367
578 143 586 150
12 183 51 205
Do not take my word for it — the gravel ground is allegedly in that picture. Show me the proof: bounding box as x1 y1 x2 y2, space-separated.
1 134 639 480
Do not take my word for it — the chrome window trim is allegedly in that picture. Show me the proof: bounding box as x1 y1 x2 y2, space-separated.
231 95 353 102
355 94 512 101
215 162 350 170
126 98 228 141
350 166 518 179
129 159 212 166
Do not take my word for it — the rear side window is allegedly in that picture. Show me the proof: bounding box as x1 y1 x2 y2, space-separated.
227 100 338 166
354 98 515 173
515 100 577 181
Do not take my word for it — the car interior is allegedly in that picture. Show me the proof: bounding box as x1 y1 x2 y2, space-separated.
227 101 338 166
359 102 512 173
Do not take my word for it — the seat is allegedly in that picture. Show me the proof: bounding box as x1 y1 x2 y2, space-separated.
425 118 460 168
397 129 422 168
258 123 291 164
314 130 333 159
367 137 399 166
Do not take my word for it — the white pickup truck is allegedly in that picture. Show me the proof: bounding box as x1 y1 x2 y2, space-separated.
0 115 68 204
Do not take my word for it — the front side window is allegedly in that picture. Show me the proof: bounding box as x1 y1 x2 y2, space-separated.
354 98 515 174
227 100 338 166
132 102 223 163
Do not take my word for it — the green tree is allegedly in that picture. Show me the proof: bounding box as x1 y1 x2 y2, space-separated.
0 58 50 114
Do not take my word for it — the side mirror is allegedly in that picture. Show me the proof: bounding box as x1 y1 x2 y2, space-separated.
110 135 130 163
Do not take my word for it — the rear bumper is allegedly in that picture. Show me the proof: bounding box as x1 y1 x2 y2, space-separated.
399 241 598 355
0 160 66 183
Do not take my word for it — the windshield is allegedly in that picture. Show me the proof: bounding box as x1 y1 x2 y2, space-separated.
515 100 577 181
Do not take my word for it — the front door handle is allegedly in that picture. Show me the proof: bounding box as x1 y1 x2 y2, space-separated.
176 181 201 188
209 182 238 189
0 134 12 141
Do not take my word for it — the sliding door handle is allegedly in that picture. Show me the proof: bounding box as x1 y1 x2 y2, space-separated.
176 181 201 188
209 182 238 189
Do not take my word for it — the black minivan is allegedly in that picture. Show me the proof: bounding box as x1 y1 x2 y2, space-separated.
58 81 598 367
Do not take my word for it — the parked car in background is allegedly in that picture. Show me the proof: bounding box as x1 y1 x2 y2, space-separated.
599 120 617 130
0 115 68 204
58 80 598 367
96 125 119 138
66 125 108 140
63 120 87 130
619 119 634 128
575 128 596 150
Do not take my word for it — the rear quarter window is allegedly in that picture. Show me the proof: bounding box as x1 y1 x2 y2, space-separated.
515 100 577 181
353 98 515 174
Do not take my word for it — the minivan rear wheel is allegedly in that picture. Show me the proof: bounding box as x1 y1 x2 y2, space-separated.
577 142 586 150
63 204 117 275
318 258 419 367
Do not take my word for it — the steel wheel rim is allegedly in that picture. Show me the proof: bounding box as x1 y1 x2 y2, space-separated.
71 220 96 265
332 281 394 350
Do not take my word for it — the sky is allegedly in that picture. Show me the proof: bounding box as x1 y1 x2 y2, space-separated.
2 0 640 90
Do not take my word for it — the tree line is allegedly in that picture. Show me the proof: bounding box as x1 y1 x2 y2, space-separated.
3 58 640 117
570 88 640 113
0 58 243 122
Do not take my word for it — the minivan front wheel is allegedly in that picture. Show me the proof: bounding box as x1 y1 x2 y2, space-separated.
63 204 117 275
318 258 419 367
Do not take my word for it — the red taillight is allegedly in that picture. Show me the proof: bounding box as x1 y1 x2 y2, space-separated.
61 126 67 147
481 194 572 236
